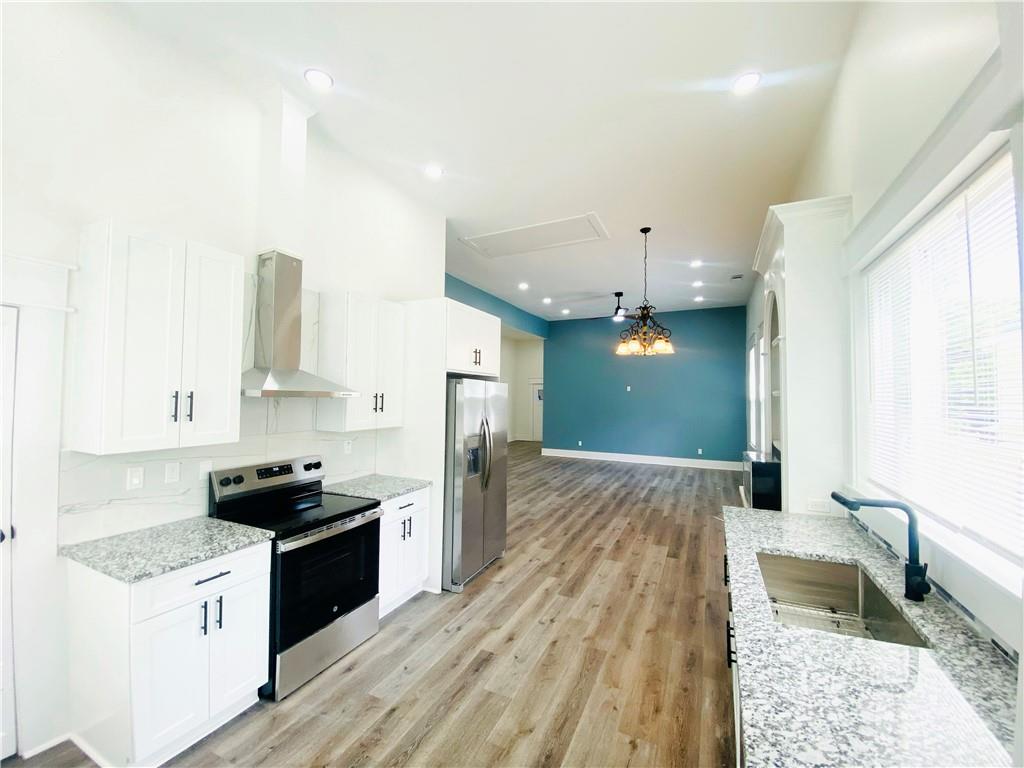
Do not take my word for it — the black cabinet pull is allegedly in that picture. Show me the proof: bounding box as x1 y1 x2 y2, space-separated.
380 392 384 412
186 391 195 422
407 515 412 537
216 595 223 629
723 554 729 586
201 600 208 636
194 570 231 586
398 502 414 510
373 393 378 413
725 620 736 668
401 518 407 541
171 390 180 422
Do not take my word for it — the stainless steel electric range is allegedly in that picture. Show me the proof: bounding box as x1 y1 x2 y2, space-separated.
209 456 380 700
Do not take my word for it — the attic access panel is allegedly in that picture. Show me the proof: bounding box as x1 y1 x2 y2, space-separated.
460 212 609 258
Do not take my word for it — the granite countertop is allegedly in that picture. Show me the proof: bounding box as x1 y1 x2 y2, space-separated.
60 517 274 584
723 506 1017 767
323 473 431 502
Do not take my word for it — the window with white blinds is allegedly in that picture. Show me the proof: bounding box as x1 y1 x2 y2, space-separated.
865 151 1023 566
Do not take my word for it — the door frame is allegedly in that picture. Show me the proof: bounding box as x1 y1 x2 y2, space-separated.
528 378 543 442
1 305 19 760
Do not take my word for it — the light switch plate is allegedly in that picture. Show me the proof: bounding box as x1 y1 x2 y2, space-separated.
626 385 631 392
697 448 703 455
126 466 144 490
578 440 583 447
164 462 180 484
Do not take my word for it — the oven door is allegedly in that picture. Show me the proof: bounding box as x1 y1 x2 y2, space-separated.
275 511 381 652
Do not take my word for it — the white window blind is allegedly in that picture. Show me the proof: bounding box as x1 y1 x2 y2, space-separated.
865 152 1023 565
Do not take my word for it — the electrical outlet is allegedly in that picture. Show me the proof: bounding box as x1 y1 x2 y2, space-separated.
578 440 583 447
343 440 353 455
697 448 703 455
164 462 180 484
126 466 144 490
626 385 631 392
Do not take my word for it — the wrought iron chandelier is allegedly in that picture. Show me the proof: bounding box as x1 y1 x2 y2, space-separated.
614 227 675 356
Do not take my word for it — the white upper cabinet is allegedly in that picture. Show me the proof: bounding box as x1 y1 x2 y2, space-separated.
445 299 500 377
316 293 406 433
66 221 243 455
179 242 244 448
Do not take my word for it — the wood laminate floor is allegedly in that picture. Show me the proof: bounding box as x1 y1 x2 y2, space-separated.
8 442 741 768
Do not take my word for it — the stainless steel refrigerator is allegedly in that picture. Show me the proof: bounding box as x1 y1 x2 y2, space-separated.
443 378 508 592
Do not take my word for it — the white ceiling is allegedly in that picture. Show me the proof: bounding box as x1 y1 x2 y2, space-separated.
119 2 858 320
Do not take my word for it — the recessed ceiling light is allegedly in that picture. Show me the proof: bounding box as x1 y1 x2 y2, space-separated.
303 68 334 92
694 296 705 303
690 259 703 268
542 297 552 304
561 308 570 315
423 164 445 180
518 282 529 291
692 280 704 288
732 71 762 96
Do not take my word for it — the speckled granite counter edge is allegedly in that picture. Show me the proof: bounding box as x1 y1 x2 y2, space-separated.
323 473 432 502
60 517 274 584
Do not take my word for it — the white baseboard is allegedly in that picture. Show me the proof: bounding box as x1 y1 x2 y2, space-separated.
19 732 71 760
540 448 742 471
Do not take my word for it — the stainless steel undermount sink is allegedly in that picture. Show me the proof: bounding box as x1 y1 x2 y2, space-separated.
756 553 928 648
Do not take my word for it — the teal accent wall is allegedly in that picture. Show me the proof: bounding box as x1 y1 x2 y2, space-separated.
544 306 746 462
445 274 549 338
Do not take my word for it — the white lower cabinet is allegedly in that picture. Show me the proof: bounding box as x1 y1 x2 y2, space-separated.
68 543 270 767
378 489 430 618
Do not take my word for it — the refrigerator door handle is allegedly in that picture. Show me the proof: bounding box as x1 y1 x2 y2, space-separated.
483 417 494 489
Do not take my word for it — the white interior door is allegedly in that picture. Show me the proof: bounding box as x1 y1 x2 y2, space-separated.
179 241 243 448
1 306 18 759
531 383 543 441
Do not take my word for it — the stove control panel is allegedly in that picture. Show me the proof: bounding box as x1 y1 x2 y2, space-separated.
256 464 294 480
209 455 325 501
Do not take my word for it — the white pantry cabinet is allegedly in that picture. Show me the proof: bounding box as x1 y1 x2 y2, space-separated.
66 221 244 455
378 488 429 618
68 543 270 767
316 293 406 432
444 299 500 377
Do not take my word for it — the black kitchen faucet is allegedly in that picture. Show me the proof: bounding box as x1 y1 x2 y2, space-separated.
830 492 932 602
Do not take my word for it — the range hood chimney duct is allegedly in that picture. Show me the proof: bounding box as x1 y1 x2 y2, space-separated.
241 251 356 398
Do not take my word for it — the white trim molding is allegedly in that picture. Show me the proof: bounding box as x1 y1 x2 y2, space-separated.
541 448 742 471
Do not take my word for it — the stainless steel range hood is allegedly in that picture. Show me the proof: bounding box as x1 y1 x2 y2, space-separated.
241 251 357 398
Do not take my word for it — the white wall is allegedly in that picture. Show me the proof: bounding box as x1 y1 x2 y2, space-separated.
2 3 444 755
793 2 1000 222
499 335 544 442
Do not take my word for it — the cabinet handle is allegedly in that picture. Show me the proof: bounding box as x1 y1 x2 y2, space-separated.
216 595 223 629
401 518 407 541
726 620 736 668
194 570 231 586
478 350 482 366
380 392 384 412
723 554 729 586
407 515 412 537
171 390 180 422
186 391 195 422
201 600 208 636
373 393 378 413
398 502 414 510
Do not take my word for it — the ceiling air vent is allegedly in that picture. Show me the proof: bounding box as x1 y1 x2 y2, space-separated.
460 212 609 258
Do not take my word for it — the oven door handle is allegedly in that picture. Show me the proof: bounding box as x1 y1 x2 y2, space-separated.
276 507 383 553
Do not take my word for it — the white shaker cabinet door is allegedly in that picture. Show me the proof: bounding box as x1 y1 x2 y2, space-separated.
131 600 210 760
445 300 482 374
375 300 405 429
344 293 379 432
102 227 187 453
179 241 244 448
209 576 270 715
378 516 403 617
